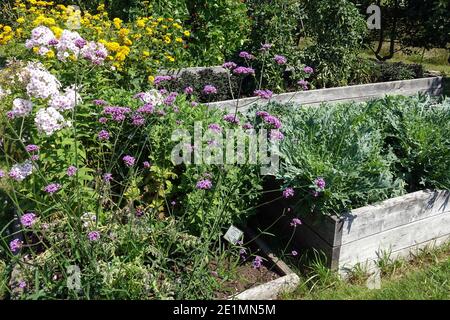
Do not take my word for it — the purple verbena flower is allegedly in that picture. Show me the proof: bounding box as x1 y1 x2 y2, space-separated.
222 61 237 70
274 55 287 65
223 114 239 124
131 114 145 126
9 239 22 252
252 256 263 269
93 99 107 106
103 173 113 182
44 183 61 194
298 79 309 90
270 130 284 141
98 117 108 124
239 51 255 60
191 101 198 107
242 122 253 130
98 130 110 141
263 114 282 129
143 161 151 168
18 280 27 289
254 89 273 100
184 86 194 94
153 75 172 85
315 177 326 190
260 43 273 51
88 231 100 241
304 66 314 74
202 85 217 95
66 166 77 177
21 212 36 227
137 103 154 114
208 123 222 133
233 66 255 75
123 155 135 167
196 179 213 190
283 187 295 199
290 218 302 227
25 144 39 153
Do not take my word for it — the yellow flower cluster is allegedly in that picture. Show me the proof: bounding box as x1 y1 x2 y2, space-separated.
1 0 191 75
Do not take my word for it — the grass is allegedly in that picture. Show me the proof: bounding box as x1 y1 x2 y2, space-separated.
361 43 450 75
282 243 450 300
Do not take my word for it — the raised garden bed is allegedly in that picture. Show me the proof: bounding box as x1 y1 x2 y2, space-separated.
255 190 450 275
207 76 444 113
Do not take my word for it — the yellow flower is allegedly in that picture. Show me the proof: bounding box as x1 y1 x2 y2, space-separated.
148 75 155 83
183 30 190 37
50 26 63 38
113 17 122 29
173 23 182 29
105 41 120 52
175 37 183 43
167 18 174 22
163 35 171 44
16 17 25 24
157 17 164 22
46 50 55 58
136 19 145 28
166 55 175 62
123 38 132 46
142 51 150 57
97 4 105 11
3 26 12 33
118 28 130 38
32 47 40 54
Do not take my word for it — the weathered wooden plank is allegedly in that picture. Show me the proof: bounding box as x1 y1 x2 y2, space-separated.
340 190 449 245
338 210 450 269
207 77 443 113
339 233 450 276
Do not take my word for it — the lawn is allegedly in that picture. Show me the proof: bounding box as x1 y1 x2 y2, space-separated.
283 244 450 300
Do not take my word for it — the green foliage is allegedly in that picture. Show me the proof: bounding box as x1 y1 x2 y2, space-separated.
260 95 450 217
302 0 367 87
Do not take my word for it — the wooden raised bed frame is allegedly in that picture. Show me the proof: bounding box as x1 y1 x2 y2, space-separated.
268 190 450 274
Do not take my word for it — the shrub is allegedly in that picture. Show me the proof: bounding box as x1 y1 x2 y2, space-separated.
378 62 425 82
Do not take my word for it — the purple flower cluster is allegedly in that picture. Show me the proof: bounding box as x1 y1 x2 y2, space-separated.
252 256 263 269
257 111 282 129
242 122 253 130
143 161 151 169
260 43 273 51
99 117 108 124
153 75 172 85
80 41 108 65
103 106 131 122
298 79 309 90
164 92 178 105
103 173 113 182
304 66 314 74
315 177 326 190
9 238 22 253
93 99 107 106
239 51 255 60
98 130 110 141
254 89 273 100
131 114 145 126
67 166 77 177
123 155 136 167
137 103 155 114
290 218 302 227
202 85 217 95
270 130 284 141
282 187 295 199
88 231 100 241
208 123 222 133
184 86 194 94
44 183 62 194
25 144 39 153
274 55 287 65
223 114 239 124
21 212 36 227
222 61 237 70
196 179 213 190
233 66 255 75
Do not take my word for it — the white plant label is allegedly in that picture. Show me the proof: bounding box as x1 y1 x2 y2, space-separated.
224 225 244 245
